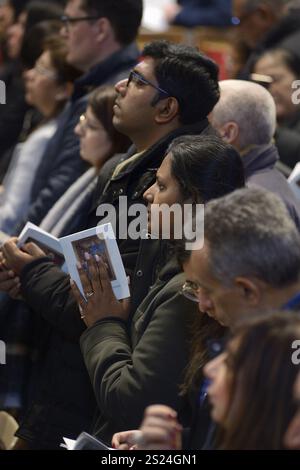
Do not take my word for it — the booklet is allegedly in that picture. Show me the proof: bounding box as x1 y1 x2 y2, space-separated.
18 222 65 269
60 223 130 301
18 222 130 301
61 432 114 451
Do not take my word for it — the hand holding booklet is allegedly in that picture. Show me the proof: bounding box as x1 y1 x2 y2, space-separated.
18 222 65 268
61 432 114 450
17 222 130 301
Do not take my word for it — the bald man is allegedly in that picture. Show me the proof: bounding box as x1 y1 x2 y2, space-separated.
210 79 300 229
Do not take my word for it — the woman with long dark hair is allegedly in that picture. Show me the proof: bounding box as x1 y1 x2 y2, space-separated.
71 134 244 444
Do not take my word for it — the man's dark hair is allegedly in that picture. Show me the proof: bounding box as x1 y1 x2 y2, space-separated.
142 40 220 125
80 0 143 45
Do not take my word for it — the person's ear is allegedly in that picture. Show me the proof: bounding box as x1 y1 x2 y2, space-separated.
154 97 179 124
234 276 262 306
218 121 239 145
94 17 112 43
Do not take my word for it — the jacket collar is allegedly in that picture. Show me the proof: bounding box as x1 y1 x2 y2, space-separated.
111 119 211 181
242 143 279 177
71 43 140 102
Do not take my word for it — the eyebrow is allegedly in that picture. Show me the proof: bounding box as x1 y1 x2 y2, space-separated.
133 69 154 84
186 278 211 291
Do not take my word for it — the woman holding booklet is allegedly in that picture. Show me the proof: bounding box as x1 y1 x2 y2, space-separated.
2 134 244 448
70 134 244 444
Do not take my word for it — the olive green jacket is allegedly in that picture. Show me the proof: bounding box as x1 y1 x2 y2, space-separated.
80 256 198 444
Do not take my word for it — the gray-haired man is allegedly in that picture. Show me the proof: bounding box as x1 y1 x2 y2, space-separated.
184 187 300 327
210 79 300 229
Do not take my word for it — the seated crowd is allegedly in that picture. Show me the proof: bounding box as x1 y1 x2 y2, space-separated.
0 0 299 451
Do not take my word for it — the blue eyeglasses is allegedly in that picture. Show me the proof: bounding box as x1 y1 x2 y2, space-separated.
127 70 170 98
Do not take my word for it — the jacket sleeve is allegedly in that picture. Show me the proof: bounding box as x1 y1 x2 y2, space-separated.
80 279 197 431
20 259 85 341
174 0 232 27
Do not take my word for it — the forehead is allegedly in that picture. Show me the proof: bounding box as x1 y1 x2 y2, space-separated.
86 106 98 121
255 54 287 73
66 0 85 14
157 154 172 178
184 243 211 281
135 57 157 80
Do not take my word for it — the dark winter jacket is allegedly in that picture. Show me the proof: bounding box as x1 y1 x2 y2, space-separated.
80 243 198 444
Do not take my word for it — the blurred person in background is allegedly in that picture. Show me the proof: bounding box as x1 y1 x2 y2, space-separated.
252 48 300 170
0 1 27 45
142 0 232 31
0 1 63 167
233 0 300 77
0 35 81 236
